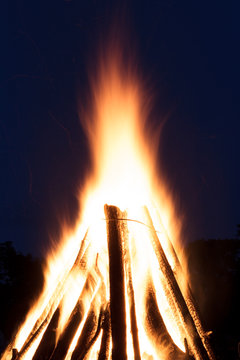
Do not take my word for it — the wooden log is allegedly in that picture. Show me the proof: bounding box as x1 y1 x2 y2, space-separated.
50 302 83 360
97 304 111 360
104 204 127 360
184 338 189 358
184 338 195 360
81 307 104 355
70 304 103 360
17 317 49 359
144 207 209 360
69 282 107 360
16 231 89 359
32 307 60 360
11 349 18 360
184 289 215 360
121 211 141 360
154 212 215 360
50 270 99 360
145 284 185 360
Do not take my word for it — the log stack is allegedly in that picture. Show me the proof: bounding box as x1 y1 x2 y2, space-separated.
8 205 215 360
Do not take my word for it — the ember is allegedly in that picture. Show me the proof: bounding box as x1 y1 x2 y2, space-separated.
2 43 215 360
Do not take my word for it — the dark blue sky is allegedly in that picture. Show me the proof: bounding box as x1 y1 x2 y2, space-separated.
2 0 239 255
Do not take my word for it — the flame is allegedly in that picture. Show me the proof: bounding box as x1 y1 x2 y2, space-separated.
2 44 198 360
77 47 186 357
79 50 159 227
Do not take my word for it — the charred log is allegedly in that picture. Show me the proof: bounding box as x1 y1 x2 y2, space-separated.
50 270 99 360
97 305 111 360
154 214 215 360
17 317 48 359
50 302 83 360
121 211 141 360
32 308 60 360
11 349 18 360
104 204 127 360
70 309 99 360
145 284 185 360
144 206 209 360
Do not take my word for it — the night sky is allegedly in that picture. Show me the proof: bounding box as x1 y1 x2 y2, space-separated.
2 0 239 256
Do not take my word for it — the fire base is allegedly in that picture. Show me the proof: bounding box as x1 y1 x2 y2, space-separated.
8 205 215 360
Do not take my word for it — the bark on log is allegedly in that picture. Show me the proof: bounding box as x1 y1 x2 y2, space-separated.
154 213 215 360
97 305 111 360
50 302 83 360
11 349 18 360
81 307 104 356
144 207 209 360
104 204 127 360
184 289 215 360
70 304 102 360
121 211 141 360
17 317 49 359
145 284 185 360
32 307 60 360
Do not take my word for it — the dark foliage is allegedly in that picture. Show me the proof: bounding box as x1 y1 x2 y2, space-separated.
0 242 44 353
186 237 240 360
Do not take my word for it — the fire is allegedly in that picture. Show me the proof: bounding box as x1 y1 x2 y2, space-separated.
1 44 215 360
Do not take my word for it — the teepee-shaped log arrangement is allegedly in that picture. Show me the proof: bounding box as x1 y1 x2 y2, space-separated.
7 205 215 360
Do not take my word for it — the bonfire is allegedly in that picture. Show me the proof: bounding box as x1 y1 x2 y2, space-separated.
2 44 215 360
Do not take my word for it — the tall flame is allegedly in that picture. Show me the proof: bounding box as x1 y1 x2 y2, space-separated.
2 44 195 360
81 48 159 219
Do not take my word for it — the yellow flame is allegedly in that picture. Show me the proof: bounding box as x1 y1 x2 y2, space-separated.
80 50 158 219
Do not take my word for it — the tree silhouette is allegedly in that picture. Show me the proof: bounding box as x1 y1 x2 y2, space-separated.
0 242 44 352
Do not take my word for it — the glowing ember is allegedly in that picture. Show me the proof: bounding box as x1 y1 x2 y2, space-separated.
1 44 215 360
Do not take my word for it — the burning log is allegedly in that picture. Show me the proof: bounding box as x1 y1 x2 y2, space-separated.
97 304 111 360
80 307 105 355
144 206 209 360
154 214 215 360
70 310 97 360
50 301 83 360
70 305 103 360
145 283 185 360
14 231 90 359
104 204 127 360
69 276 107 360
11 349 18 360
50 269 100 360
121 211 141 360
16 315 49 359
32 307 60 360
184 288 215 360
